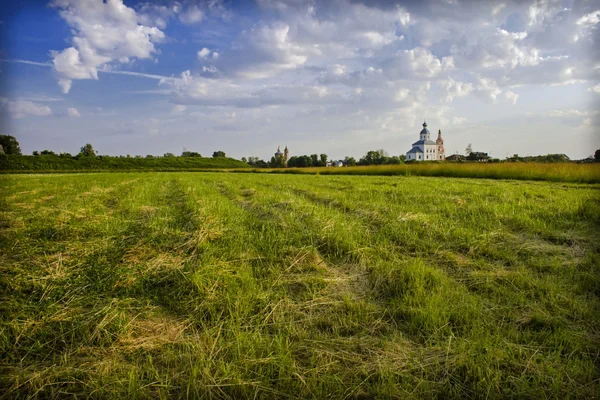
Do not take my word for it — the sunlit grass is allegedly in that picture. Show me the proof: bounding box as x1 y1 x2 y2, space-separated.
240 162 600 183
1 172 598 398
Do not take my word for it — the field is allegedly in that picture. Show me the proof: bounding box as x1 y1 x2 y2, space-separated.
0 154 250 172
245 163 600 184
1 172 599 398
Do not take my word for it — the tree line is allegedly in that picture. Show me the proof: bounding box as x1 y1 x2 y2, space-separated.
2 134 599 166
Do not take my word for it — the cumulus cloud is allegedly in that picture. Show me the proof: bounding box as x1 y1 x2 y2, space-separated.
0 97 52 118
66 107 81 117
440 77 473 102
197 47 219 60
50 0 165 93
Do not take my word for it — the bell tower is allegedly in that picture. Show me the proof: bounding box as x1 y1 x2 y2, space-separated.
284 145 289 166
436 129 445 160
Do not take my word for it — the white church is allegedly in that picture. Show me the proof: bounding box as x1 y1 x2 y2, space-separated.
406 121 445 161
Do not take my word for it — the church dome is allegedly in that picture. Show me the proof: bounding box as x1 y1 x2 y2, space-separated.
420 120 429 135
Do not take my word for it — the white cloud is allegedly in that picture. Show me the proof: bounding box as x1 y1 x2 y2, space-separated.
503 90 519 105
576 10 600 27
179 5 204 24
384 48 453 79
66 107 81 117
197 47 219 61
1 97 52 118
57 79 73 94
440 77 473 102
588 84 600 94
198 48 211 59
539 109 599 118
50 0 165 93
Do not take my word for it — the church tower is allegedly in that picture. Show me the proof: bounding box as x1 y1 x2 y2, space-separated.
284 145 289 166
436 129 445 160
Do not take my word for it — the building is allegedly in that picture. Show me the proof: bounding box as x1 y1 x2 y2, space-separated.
467 152 489 161
436 129 445 160
274 145 290 167
406 121 444 161
445 154 465 161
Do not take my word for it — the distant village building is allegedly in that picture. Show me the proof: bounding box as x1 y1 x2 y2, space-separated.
406 121 445 161
467 152 489 161
445 154 465 161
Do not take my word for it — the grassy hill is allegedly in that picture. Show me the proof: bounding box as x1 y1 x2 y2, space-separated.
0 154 250 172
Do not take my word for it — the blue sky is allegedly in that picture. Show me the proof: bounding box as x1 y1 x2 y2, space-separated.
1 0 599 160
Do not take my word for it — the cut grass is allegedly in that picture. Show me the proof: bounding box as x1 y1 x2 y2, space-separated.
1 172 599 398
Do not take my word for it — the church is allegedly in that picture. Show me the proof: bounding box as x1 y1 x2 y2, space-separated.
405 121 445 161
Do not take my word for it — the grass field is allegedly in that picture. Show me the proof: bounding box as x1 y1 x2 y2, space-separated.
243 163 600 184
1 172 599 398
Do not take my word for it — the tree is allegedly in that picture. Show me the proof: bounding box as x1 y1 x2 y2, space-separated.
213 151 226 158
320 154 328 166
310 154 320 166
32 150 40 156
595 149 600 161
359 150 386 165
182 151 201 157
145 154 155 158
270 154 286 168
465 143 473 156
241 157 248 163
41 150 55 155
80 143 96 157
0 134 22 155
344 156 356 166
163 153 175 158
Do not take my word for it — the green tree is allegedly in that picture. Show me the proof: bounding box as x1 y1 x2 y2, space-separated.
163 153 175 158
213 151 226 158
310 154 320 166
344 156 357 166
32 150 40 156
359 150 386 165
80 143 96 157
595 149 600 161
270 154 286 168
241 157 248 163
320 154 328 166
0 134 22 155
41 150 55 155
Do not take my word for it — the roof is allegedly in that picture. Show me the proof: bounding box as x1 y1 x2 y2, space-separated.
407 147 424 153
420 128 430 136
412 139 436 146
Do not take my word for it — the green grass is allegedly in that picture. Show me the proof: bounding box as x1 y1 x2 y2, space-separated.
239 162 600 183
0 154 250 172
1 172 599 398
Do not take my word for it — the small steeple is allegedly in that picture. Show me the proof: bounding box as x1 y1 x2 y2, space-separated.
423 120 427 128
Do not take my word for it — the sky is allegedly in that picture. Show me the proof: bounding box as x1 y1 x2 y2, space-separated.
0 0 599 160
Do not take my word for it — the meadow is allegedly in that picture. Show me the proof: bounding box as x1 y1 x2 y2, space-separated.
0 154 250 172
247 162 600 184
1 172 599 399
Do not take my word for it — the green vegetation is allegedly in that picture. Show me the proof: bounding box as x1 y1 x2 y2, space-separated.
0 154 250 172
242 163 600 184
0 134 22 155
1 172 598 398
